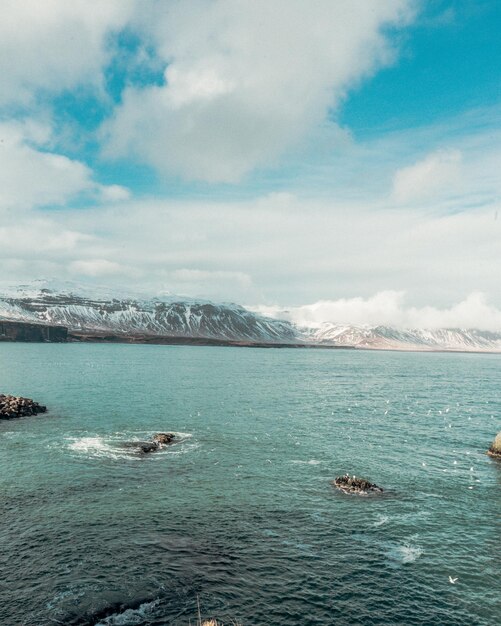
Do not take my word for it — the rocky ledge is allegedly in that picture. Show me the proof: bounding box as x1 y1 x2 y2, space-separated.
332 474 384 495
0 394 47 419
132 432 176 454
487 432 501 459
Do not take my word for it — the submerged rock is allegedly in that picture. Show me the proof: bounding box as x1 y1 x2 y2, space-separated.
138 442 160 454
332 474 384 495
0 394 47 420
487 432 501 459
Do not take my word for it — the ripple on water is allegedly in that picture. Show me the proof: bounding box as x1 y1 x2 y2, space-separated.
373 514 390 527
290 459 321 465
385 538 424 565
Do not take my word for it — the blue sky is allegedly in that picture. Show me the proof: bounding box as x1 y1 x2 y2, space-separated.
343 1 501 134
1 0 501 328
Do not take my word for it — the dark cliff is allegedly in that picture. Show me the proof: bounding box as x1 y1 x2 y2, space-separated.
0 321 68 342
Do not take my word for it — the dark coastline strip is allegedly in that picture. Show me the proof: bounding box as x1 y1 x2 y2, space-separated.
0 320 67 342
68 331 354 349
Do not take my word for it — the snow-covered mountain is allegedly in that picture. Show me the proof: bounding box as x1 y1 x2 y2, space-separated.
0 281 297 344
1 281 501 351
305 322 501 352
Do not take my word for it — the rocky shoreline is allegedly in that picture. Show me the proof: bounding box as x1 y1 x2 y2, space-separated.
0 394 47 419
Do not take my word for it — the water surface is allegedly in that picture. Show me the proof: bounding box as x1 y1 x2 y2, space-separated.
1 344 500 625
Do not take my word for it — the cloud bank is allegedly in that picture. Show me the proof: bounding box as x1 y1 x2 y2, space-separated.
1 190 500 320
253 292 501 331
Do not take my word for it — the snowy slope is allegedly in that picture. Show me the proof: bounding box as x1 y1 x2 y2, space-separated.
306 322 501 352
0 281 297 343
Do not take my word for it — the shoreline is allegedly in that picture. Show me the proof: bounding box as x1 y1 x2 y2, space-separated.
1 319 501 354
2 333 501 355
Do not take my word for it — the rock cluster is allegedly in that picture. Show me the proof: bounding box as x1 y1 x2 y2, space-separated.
136 432 176 454
487 432 501 459
0 394 47 419
332 474 383 495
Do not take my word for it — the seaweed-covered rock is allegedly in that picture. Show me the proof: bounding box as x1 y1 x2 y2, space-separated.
332 474 383 495
487 432 501 459
0 394 47 420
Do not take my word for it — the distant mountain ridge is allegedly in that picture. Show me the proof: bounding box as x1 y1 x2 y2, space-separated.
0 281 297 344
305 322 501 352
1 281 501 352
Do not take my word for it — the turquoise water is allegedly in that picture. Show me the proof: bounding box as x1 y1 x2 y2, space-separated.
1 344 500 625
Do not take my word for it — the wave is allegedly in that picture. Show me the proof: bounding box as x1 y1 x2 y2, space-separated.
94 599 159 625
373 514 389 527
290 459 321 465
66 432 195 461
386 538 423 564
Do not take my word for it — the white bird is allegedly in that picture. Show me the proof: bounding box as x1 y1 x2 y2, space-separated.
449 576 458 584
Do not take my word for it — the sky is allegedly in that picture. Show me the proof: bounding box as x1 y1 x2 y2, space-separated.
1 0 501 329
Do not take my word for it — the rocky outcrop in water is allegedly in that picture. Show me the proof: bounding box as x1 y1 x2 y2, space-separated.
332 474 384 495
487 432 501 459
0 394 47 419
129 433 176 454
153 432 175 444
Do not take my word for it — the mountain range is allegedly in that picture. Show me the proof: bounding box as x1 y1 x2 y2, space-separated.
1 280 501 352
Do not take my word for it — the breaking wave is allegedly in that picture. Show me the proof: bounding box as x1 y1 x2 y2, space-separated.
386 538 423 564
94 599 159 625
66 432 195 461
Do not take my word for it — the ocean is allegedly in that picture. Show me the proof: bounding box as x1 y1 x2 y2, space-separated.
0 343 500 625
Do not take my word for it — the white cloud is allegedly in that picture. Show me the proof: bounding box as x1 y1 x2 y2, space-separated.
99 184 131 203
254 291 501 331
0 3 135 214
165 269 253 299
104 0 414 182
0 219 90 254
0 121 130 212
0 122 92 211
70 259 125 277
392 148 463 204
0 0 135 107
171 269 251 287
256 291 407 327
